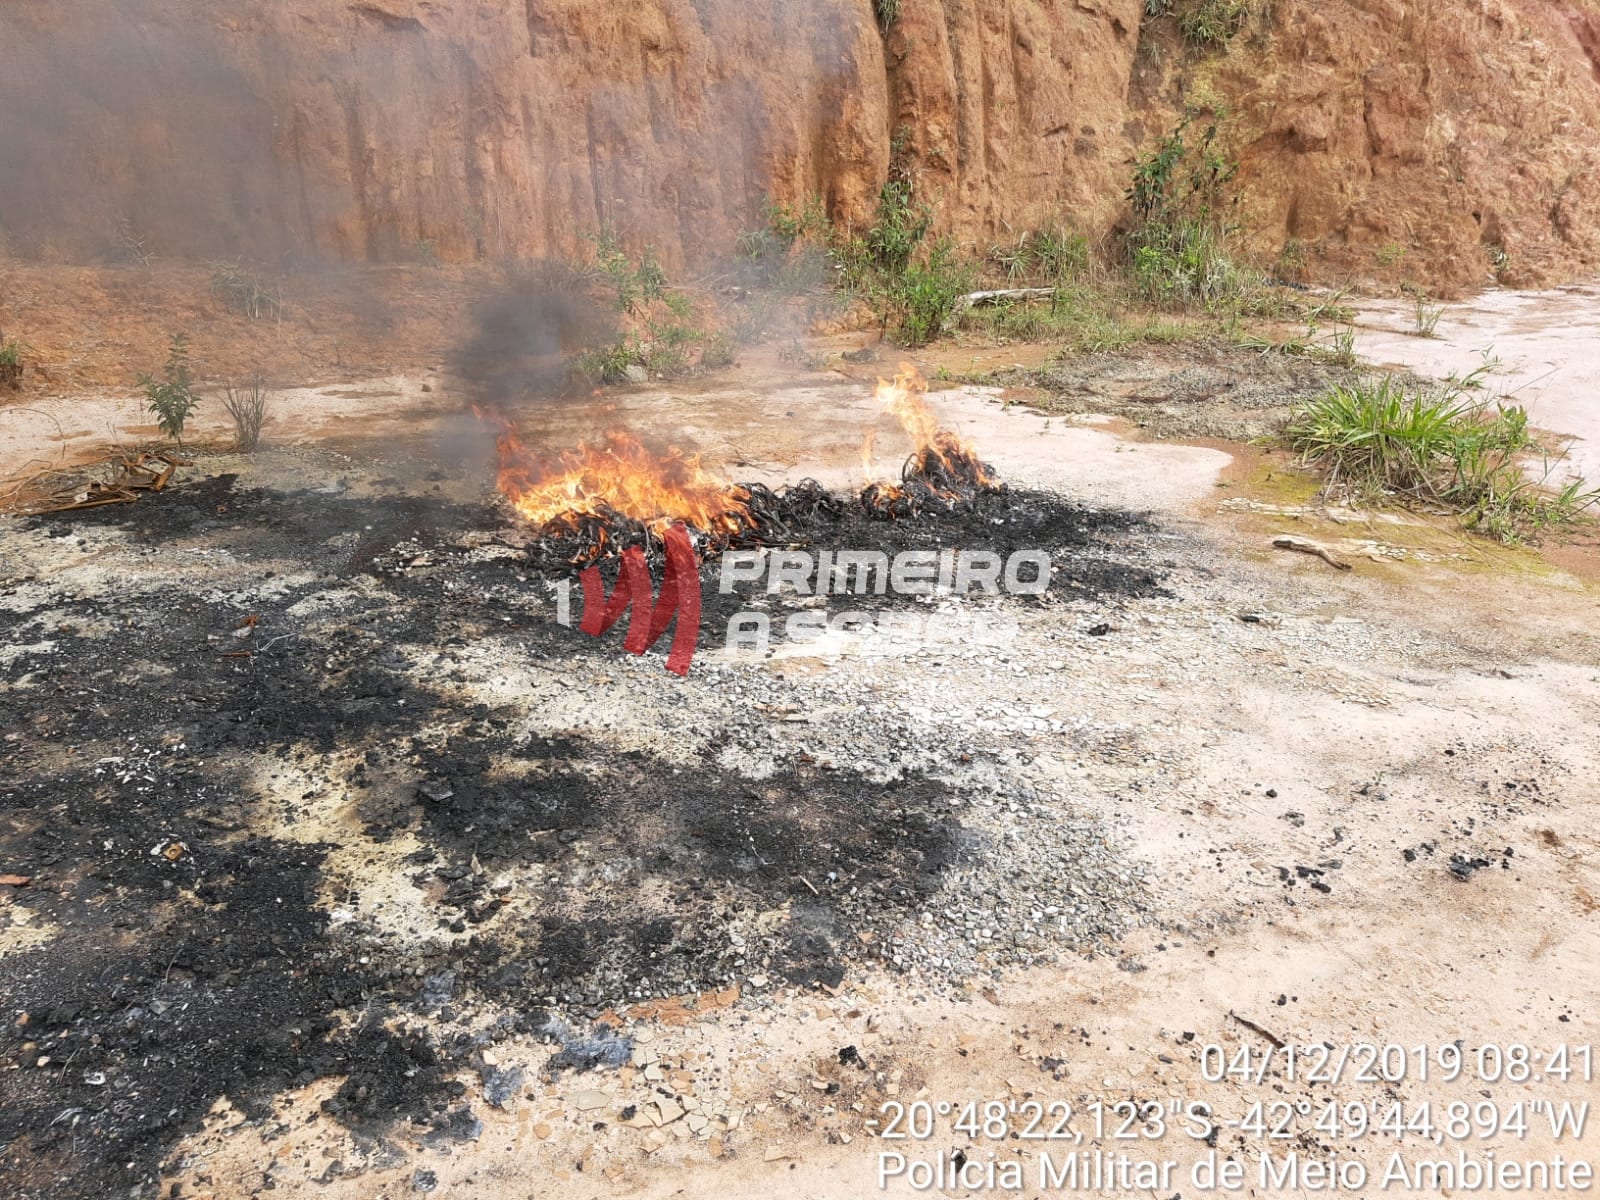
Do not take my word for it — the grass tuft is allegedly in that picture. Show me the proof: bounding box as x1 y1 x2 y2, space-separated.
1287 374 1598 542
1177 0 1251 44
1411 294 1443 338
0 336 28 388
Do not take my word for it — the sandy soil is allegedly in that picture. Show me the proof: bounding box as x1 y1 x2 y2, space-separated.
3 284 1597 1200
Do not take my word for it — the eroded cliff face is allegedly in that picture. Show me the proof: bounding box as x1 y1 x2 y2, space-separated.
1200 0 1600 288
1 0 1598 289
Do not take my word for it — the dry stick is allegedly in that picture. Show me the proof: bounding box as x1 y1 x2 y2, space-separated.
942 287 1058 334
1271 534 1352 571
1227 1009 1286 1050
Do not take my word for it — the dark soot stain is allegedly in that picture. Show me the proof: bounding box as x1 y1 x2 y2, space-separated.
1 475 1165 1198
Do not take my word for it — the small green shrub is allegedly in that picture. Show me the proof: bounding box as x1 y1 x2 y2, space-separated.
570 238 737 381
765 194 832 248
735 196 835 295
591 229 666 314
700 330 736 369
641 319 699 376
573 340 641 385
1276 238 1307 280
1125 112 1250 308
1375 242 1407 267
140 334 201 445
1131 219 1246 305
1028 227 1091 282
829 180 981 345
989 238 1034 286
857 180 931 280
988 225 1091 286
0 337 28 388
892 238 976 347
874 0 901 31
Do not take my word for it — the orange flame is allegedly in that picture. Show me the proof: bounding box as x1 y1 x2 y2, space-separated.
480 410 752 543
870 363 1002 494
859 429 880 483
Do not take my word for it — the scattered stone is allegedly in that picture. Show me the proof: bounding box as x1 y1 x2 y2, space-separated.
1448 854 1494 881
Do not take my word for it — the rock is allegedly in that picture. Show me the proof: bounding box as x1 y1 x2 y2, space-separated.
570 1089 611 1111
622 365 649 385
412 1169 438 1194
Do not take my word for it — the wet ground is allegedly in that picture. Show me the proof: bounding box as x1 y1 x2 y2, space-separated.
1353 284 1600 484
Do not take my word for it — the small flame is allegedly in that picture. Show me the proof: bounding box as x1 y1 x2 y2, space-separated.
864 364 1003 509
480 410 752 549
860 429 880 483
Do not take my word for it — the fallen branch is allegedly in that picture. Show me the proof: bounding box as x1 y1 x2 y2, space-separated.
947 288 1056 323
1227 1009 1286 1050
1271 534 1352 571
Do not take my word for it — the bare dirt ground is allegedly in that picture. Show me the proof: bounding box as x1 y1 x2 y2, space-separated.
2 279 1597 1200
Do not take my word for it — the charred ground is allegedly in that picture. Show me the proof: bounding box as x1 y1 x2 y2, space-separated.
0 464 1166 1198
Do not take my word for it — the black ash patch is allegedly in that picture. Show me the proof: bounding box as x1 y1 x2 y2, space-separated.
0 471 1166 1198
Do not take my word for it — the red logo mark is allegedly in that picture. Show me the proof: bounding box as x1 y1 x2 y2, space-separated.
576 523 702 675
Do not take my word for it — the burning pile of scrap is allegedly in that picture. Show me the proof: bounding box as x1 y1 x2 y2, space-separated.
484 365 1001 564
859 364 1003 518
21 451 189 514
